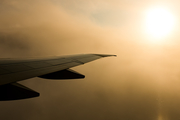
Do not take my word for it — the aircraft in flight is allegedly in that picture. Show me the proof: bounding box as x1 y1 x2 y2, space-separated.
0 54 116 101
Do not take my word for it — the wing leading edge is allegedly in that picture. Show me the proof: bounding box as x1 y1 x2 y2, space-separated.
0 54 116 100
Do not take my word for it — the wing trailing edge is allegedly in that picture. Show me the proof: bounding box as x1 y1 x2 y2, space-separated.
94 54 117 57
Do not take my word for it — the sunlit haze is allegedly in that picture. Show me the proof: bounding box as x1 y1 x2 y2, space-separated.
144 6 176 41
1 0 180 120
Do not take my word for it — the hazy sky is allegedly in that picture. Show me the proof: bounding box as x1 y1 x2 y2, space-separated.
1 0 180 120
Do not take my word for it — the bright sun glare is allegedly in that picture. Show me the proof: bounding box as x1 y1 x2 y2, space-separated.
145 6 176 41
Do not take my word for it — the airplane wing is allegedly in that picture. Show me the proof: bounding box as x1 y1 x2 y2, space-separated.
0 54 116 100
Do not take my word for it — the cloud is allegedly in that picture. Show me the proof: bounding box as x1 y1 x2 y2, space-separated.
0 0 118 57
1 0 180 120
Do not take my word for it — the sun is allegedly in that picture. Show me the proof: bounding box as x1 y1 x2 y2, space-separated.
144 6 176 40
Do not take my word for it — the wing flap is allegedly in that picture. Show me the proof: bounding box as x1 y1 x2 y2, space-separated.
0 64 32 72
23 61 51 68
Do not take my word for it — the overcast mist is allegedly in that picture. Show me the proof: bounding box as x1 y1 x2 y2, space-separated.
1 0 180 120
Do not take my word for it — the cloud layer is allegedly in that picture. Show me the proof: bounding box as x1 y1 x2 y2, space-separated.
1 0 180 120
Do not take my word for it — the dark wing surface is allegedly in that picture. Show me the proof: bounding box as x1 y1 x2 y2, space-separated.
0 54 116 85
0 54 116 100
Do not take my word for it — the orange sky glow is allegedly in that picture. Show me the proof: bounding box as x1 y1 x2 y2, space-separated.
1 0 180 120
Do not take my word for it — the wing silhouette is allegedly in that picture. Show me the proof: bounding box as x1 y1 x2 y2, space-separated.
0 54 116 100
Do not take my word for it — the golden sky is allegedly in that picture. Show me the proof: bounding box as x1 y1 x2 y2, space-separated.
1 0 180 120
